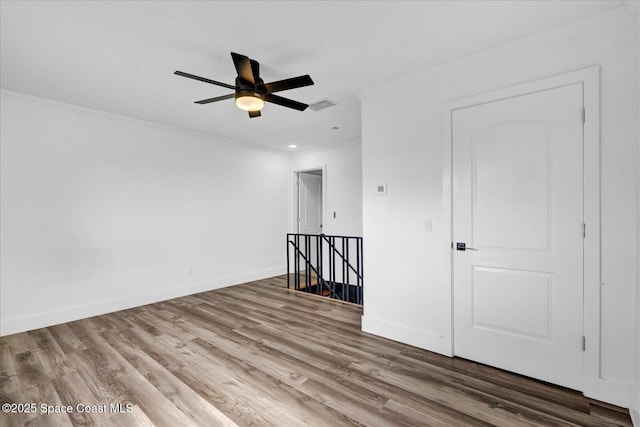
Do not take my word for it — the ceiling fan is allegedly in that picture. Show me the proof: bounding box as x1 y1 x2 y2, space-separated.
174 52 314 118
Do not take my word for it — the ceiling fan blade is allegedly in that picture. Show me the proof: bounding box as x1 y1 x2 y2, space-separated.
174 71 236 90
264 93 308 111
262 75 314 94
248 110 261 118
194 93 235 104
231 52 255 85
250 60 260 82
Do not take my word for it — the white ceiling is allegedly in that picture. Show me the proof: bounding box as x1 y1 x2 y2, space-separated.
0 0 622 151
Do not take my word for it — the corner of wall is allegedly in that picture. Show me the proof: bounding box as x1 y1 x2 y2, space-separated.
632 400 640 427
634 2 640 419
631 405 640 427
635 5 640 421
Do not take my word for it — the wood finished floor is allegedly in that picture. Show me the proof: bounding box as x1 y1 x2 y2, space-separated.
0 275 633 427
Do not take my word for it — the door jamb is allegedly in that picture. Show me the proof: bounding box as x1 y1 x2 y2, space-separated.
441 67 600 397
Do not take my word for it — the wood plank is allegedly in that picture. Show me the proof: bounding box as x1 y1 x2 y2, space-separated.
180 336 357 426
47 323 86 355
0 274 632 426
103 329 238 426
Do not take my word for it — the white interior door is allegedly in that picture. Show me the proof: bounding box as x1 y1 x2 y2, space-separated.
298 172 323 234
452 83 584 390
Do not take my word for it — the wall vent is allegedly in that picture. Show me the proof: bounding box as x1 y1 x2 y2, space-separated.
309 99 337 111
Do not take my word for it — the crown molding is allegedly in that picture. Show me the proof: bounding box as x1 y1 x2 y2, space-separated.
291 138 361 154
357 6 634 101
0 89 287 154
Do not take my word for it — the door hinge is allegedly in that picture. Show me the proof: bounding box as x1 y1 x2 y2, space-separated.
582 223 586 238
582 336 586 351
582 108 586 124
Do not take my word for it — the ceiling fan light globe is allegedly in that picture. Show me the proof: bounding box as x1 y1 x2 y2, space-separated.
235 95 264 112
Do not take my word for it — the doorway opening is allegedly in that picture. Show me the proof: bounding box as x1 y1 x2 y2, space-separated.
295 169 323 235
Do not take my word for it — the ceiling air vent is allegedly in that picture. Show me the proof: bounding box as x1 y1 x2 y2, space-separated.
308 99 337 111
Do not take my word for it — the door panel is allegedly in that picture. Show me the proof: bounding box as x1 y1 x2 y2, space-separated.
473 120 549 251
472 266 552 339
453 83 584 391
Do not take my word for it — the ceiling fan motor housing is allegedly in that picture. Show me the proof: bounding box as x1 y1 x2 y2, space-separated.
235 82 265 111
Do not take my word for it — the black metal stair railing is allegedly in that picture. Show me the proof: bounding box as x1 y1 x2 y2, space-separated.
286 233 363 304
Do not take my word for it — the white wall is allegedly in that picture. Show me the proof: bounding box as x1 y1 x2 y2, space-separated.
290 141 363 237
360 9 638 408
631 0 640 421
0 91 290 336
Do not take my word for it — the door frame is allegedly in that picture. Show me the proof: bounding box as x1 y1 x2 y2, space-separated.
441 67 601 398
292 166 326 234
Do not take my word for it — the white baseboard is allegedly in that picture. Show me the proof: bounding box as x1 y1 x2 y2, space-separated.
361 315 452 356
585 377 634 409
0 266 285 337
631 384 640 426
